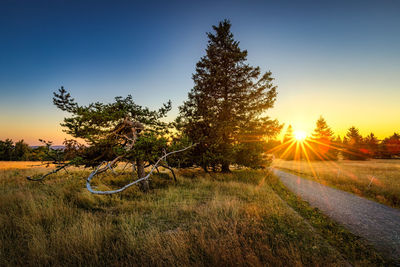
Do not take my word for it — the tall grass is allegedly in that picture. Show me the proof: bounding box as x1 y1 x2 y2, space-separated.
273 159 400 208
0 167 388 266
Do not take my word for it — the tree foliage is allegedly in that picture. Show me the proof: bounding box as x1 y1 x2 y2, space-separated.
178 20 281 172
26 86 185 192
342 126 368 160
309 116 338 160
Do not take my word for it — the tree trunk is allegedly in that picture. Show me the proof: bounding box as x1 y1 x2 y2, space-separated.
221 161 231 173
202 164 209 173
136 159 149 192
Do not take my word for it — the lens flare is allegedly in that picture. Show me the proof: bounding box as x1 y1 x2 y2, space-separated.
294 130 307 141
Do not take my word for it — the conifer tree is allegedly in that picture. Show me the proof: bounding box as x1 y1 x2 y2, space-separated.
365 132 379 158
28 87 195 193
343 126 367 160
178 20 280 172
310 116 338 160
381 133 400 158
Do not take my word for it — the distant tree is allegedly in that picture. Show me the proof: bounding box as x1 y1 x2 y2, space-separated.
11 140 30 161
309 116 338 160
364 133 380 158
0 139 14 161
342 126 368 160
380 133 400 159
178 20 281 172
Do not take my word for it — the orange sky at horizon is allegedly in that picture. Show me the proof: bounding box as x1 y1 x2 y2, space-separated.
1 95 399 146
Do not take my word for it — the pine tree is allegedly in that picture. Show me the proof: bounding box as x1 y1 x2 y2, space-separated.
310 116 338 160
381 133 400 158
178 20 280 172
365 133 379 158
28 86 186 193
343 126 367 160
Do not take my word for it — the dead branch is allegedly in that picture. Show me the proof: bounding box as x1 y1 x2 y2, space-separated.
159 163 177 182
27 164 70 181
86 143 196 194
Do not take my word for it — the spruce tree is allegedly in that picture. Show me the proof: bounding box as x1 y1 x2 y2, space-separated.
381 133 400 158
178 20 280 172
310 116 338 160
365 133 379 158
343 126 367 160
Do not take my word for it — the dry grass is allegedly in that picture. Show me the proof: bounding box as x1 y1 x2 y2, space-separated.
0 164 388 266
272 159 400 208
0 161 55 170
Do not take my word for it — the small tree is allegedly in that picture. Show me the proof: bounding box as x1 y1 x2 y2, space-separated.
380 133 400 159
28 87 195 193
178 20 280 172
309 116 338 160
342 126 368 160
11 140 31 161
0 139 14 161
365 133 379 158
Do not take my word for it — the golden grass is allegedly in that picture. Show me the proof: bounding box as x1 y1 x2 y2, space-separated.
0 161 55 170
272 159 400 208
0 166 388 266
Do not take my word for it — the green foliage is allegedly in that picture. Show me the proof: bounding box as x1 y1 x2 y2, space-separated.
0 139 13 161
178 20 281 171
234 142 268 169
52 87 172 168
54 87 171 144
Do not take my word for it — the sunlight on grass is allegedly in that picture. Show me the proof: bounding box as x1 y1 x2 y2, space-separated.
272 159 400 208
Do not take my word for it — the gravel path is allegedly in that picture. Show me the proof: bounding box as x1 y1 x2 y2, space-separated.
273 169 400 262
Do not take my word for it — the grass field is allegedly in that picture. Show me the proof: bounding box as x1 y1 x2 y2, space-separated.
0 164 391 266
272 159 400 209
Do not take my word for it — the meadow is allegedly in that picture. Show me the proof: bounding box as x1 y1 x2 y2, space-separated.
0 163 392 266
272 159 400 209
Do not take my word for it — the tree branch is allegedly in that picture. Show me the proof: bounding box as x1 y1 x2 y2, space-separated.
86 143 197 194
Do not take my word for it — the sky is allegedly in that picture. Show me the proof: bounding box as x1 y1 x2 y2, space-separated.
0 0 399 145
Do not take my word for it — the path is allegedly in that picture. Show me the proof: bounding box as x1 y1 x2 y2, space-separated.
273 169 400 262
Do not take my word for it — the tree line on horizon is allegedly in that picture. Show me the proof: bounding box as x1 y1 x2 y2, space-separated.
275 116 400 161
3 117 399 162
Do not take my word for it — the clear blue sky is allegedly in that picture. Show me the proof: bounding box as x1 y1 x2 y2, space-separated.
1 0 399 144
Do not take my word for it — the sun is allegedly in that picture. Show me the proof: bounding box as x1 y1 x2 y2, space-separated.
293 130 307 142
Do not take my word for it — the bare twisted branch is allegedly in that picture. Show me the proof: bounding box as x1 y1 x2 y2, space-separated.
86 143 196 194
